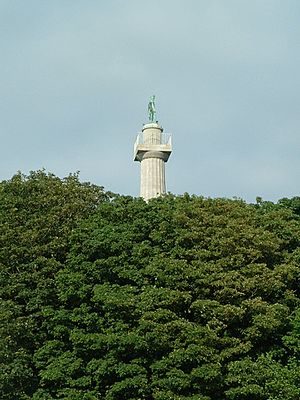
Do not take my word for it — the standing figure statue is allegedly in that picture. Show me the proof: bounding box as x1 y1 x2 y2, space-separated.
148 95 156 122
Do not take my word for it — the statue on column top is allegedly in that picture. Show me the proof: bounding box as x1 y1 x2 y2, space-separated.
148 95 156 123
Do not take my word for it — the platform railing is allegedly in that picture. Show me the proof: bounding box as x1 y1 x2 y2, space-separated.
134 132 172 149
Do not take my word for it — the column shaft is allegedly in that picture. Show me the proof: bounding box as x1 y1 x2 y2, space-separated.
140 157 166 201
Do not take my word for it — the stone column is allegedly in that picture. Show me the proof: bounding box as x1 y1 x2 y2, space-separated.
134 122 172 202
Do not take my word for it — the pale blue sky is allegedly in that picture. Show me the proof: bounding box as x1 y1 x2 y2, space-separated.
1 0 299 202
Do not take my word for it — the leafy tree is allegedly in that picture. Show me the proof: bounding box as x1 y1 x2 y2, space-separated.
1 179 300 399
0 171 108 399
225 354 300 400
33 195 300 399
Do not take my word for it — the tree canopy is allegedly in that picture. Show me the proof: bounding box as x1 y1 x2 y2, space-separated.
0 172 300 399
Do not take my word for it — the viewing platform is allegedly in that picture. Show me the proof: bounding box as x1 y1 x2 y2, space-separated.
134 123 172 162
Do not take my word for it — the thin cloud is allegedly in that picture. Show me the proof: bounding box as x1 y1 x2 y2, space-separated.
0 1 299 202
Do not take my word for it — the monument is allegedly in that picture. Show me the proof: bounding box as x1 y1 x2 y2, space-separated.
134 96 172 201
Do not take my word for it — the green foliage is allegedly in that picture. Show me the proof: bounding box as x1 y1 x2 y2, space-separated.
0 171 108 399
226 354 300 400
1 175 300 399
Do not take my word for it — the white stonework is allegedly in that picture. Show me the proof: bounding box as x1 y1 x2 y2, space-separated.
134 122 172 201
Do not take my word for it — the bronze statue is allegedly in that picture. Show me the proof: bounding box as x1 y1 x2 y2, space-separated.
148 95 156 122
